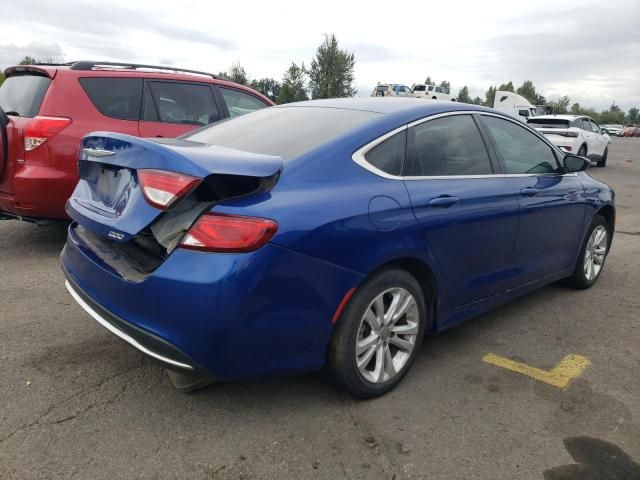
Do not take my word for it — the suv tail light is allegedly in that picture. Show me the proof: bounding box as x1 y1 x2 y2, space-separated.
180 213 278 253
24 116 72 151
138 169 200 209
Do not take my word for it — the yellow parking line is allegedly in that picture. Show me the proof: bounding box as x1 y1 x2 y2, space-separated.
482 353 591 388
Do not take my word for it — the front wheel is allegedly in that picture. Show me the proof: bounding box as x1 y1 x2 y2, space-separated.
328 268 427 398
563 215 610 289
597 147 608 167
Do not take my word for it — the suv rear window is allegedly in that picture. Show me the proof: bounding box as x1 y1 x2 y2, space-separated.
79 77 143 121
0 74 51 117
185 106 380 160
527 118 570 129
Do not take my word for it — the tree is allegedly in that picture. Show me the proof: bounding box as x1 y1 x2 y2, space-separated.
226 61 248 85
600 109 626 125
628 107 639 124
19 56 38 65
609 102 621 113
497 81 515 92
424 76 433 85
308 34 356 99
0 72 4 86
570 102 581 114
516 80 546 105
550 95 571 114
485 86 497 107
439 81 451 94
457 86 472 103
276 62 308 104
250 78 281 102
472 96 484 105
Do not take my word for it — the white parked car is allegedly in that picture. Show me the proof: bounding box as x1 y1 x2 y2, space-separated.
371 84 414 97
602 124 624 136
411 84 456 101
528 115 611 167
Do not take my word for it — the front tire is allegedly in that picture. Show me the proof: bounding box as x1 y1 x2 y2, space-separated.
563 215 610 289
597 147 608 167
328 268 427 398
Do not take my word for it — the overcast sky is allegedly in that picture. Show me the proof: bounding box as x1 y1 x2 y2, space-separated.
1 0 638 111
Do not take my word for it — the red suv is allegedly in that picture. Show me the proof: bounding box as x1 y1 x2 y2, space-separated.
0 61 274 222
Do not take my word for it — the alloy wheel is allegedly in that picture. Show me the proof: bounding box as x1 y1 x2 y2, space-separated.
584 226 608 281
355 288 420 384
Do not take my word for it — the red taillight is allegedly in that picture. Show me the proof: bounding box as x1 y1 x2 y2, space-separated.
24 116 72 151
180 213 278 253
138 169 200 209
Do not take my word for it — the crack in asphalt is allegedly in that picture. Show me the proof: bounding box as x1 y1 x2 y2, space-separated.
615 230 640 236
0 361 145 445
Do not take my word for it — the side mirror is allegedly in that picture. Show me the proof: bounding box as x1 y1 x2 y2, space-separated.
563 154 590 172
601 128 609 135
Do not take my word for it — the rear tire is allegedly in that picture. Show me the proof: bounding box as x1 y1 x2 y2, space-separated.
327 268 427 398
563 215 610 289
597 147 608 167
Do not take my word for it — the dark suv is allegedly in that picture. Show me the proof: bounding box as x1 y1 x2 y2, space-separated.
0 61 273 222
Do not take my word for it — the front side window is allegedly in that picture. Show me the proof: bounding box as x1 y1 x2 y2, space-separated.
80 77 142 121
144 81 219 126
220 87 268 118
482 115 559 174
364 130 406 176
405 115 493 176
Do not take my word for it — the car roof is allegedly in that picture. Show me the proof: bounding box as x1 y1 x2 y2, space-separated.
282 97 490 115
4 62 274 105
530 114 586 121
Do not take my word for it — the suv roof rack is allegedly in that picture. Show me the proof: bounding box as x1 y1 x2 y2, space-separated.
68 61 223 80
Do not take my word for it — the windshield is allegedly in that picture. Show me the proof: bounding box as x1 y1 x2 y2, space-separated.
185 106 381 160
0 74 51 117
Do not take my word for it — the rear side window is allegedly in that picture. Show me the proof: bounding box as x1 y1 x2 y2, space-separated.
406 115 493 176
80 78 142 121
220 88 267 119
482 116 558 174
413 85 426 91
0 75 51 117
185 106 380 160
145 82 219 126
364 130 406 176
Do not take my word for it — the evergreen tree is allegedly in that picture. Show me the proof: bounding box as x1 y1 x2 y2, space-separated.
309 34 356 99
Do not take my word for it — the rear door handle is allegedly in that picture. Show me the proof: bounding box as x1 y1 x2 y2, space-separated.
428 195 460 208
520 187 539 197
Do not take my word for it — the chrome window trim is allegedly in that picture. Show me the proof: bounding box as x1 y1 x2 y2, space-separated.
352 110 571 180
65 280 194 370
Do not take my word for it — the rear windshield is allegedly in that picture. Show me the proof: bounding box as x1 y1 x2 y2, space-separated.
527 118 570 129
0 74 51 117
184 106 381 160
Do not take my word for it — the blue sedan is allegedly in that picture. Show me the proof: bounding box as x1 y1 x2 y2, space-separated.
61 98 615 397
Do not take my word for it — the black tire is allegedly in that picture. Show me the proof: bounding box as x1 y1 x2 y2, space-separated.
563 215 610 289
597 147 608 167
577 145 587 157
327 268 427 398
432 96 438 100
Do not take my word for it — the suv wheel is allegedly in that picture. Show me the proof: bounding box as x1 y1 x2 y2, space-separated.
597 147 608 167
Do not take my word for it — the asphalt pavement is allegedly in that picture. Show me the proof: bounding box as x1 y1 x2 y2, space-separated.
1 138 639 479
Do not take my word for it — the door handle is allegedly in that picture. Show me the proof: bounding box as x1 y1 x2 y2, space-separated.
520 187 539 197
155 135 164 138
428 195 459 208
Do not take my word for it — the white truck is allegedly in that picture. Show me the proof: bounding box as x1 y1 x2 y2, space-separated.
493 91 537 122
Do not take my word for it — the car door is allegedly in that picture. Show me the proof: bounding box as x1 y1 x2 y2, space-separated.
403 113 521 305
139 80 222 138
479 114 587 284
0 107 8 180
218 87 270 118
589 119 608 157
